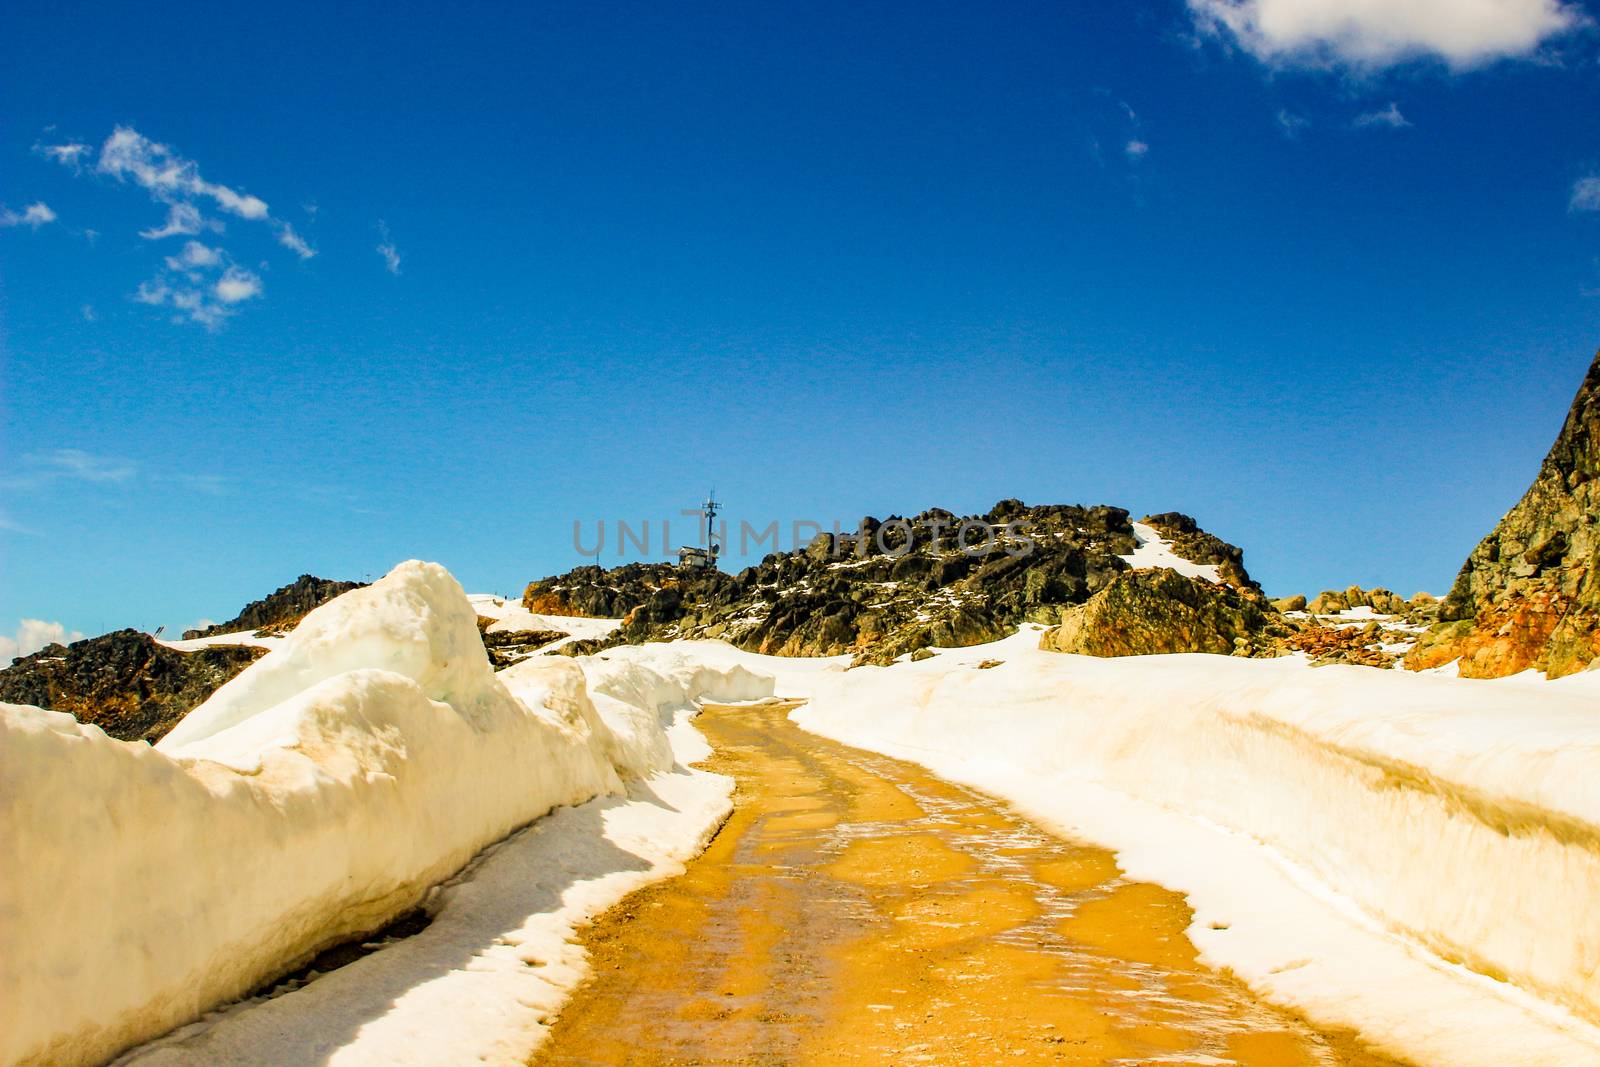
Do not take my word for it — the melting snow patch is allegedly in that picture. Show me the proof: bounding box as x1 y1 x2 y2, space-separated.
1119 522 1222 582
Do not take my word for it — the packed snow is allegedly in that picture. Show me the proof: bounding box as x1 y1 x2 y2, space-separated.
10 560 1600 1067
1119 521 1223 581
0 564 767 1067
159 629 285 652
769 631 1600 1067
466 593 622 653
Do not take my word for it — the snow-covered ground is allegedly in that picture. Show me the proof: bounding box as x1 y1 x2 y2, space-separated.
763 632 1600 1067
10 560 1600 1067
1 565 765 1067
1120 521 1223 582
159 630 286 652
466 593 622 654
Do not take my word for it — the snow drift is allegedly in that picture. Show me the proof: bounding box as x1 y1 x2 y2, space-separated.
780 631 1600 1067
0 562 770 1067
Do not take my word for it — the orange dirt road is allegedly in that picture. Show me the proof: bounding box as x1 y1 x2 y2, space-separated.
532 701 1405 1066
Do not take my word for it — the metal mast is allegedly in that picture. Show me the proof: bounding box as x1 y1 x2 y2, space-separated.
702 490 721 557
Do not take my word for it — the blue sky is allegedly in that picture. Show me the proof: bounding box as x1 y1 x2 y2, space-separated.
2 0 1599 649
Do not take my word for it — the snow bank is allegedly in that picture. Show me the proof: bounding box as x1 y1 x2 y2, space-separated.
466 593 622 653
778 632 1600 1067
0 563 771 1067
159 630 285 653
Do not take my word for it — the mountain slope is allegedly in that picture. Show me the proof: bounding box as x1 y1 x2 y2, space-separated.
1407 349 1600 678
0 630 266 742
182 574 365 639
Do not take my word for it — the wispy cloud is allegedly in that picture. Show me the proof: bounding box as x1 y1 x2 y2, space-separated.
137 267 263 330
39 125 316 327
1187 0 1585 70
1087 92 1150 172
94 126 269 221
376 220 402 275
36 141 89 172
1354 102 1412 129
1572 176 1600 212
1 449 138 490
0 202 58 229
164 240 222 270
1276 109 1311 138
276 223 315 259
140 202 213 241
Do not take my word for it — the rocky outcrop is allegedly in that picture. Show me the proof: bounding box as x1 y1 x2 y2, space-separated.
1041 568 1289 658
479 627 569 668
523 501 1260 665
0 630 266 743
1406 350 1600 678
1279 623 1401 669
183 575 365 639
1140 512 1257 589
1301 585 1413 617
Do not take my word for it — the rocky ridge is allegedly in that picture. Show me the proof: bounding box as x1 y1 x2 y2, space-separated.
183 574 366 639
1407 349 1600 678
523 501 1278 665
0 630 266 743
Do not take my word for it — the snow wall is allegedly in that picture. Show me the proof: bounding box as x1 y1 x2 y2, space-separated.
0 562 771 1067
787 630 1600 1066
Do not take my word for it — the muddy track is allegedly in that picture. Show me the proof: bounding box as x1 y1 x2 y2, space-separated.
533 701 1405 1066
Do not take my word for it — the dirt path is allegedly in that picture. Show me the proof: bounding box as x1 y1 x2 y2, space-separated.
533 701 1403 1066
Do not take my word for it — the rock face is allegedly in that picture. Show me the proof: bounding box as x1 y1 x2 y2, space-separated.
1041 568 1288 658
0 630 266 743
524 501 1267 665
1407 350 1600 678
183 574 365 639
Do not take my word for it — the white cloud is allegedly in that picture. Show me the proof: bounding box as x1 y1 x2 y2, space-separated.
139 202 209 240
81 304 98 322
1572 176 1600 212
1355 101 1412 128
164 240 223 271
0 619 88 663
1 201 58 229
95 127 269 221
377 220 401 274
40 125 312 328
1188 0 1584 68
275 222 315 259
1277 109 1311 137
214 266 263 304
37 141 89 171
138 247 260 329
1125 139 1150 159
